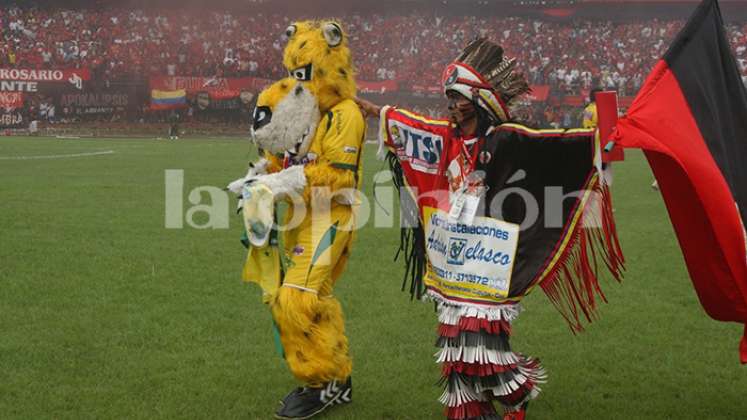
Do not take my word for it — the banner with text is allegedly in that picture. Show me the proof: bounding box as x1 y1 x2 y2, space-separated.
358 80 399 94
0 110 24 128
0 92 23 109
150 76 272 100
60 92 132 115
0 68 91 92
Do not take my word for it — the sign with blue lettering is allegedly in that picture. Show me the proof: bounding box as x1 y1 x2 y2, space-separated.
424 207 519 300
388 120 443 174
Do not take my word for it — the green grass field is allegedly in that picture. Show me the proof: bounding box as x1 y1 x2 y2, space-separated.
1 136 745 419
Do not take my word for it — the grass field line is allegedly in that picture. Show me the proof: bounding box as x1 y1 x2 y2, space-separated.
0 150 115 160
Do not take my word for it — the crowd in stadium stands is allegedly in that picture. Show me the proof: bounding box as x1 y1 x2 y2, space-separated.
1 6 746 128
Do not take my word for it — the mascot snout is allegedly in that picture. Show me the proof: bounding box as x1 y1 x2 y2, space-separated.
251 80 320 157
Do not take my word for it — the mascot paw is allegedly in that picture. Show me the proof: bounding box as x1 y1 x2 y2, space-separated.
226 158 270 194
255 165 307 199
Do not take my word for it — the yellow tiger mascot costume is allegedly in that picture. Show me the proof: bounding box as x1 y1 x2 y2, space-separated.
227 21 364 419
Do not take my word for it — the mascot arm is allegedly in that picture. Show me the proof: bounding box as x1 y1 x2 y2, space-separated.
226 158 270 194
303 163 356 193
226 151 284 195
252 165 307 199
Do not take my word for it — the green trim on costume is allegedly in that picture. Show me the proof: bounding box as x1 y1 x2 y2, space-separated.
272 319 285 358
305 222 339 282
330 162 358 171
272 202 294 273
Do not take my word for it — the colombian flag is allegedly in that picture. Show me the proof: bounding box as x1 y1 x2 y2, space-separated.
611 0 747 363
150 89 187 110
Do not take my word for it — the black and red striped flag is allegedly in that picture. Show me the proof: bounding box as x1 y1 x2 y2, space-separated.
611 0 747 363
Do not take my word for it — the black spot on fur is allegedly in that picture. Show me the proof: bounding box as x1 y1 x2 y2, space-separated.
313 313 322 323
295 85 303 96
296 351 307 363
338 68 347 77
299 40 307 49
303 331 311 339
326 48 331 55
336 341 344 350
332 87 341 97
317 68 325 77
280 83 288 90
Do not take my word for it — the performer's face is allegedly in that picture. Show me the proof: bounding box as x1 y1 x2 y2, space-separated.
446 91 476 126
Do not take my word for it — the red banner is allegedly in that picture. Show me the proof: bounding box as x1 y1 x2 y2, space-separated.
151 75 401 98
561 95 635 108
409 84 551 101
358 80 399 94
0 92 23 109
150 76 272 99
0 68 90 82
0 68 90 91
526 85 550 102
411 84 442 95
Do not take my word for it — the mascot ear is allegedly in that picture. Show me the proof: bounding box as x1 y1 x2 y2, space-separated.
322 22 343 47
285 24 297 39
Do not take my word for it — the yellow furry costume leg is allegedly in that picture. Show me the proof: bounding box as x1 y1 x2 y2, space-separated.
271 204 354 386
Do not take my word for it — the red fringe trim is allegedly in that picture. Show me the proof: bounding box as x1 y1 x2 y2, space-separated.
459 317 512 336
503 407 527 420
498 381 536 407
442 361 518 377
540 180 625 333
438 323 461 338
445 400 496 419
438 319 512 338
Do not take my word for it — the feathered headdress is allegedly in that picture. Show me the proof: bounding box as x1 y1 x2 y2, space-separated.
442 38 530 123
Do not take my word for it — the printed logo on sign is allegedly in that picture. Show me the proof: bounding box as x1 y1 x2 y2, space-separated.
389 121 443 174
424 207 520 300
447 238 467 265
68 73 83 90
488 277 508 292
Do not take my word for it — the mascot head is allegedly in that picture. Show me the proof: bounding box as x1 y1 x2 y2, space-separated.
251 20 356 156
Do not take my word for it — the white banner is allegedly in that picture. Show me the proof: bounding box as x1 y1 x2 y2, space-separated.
424 207 519 298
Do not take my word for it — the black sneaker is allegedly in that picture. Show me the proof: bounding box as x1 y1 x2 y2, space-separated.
333 377 352 406
278 387 303 406
279 378 352 407
274 379 350 419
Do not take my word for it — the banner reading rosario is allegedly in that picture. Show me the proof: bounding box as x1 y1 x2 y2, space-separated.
423 206 520 302
0 68 91 92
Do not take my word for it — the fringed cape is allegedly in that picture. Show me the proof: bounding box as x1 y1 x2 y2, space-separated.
380 106 624 331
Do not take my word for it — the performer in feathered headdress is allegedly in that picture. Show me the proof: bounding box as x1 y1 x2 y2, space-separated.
357 38 624 420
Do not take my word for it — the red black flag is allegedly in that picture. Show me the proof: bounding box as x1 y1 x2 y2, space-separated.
611 0 747 363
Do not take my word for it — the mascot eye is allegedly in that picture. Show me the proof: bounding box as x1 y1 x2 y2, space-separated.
252 106 272 130
285 25 297 39
289 63 313 81
322 22 343 47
